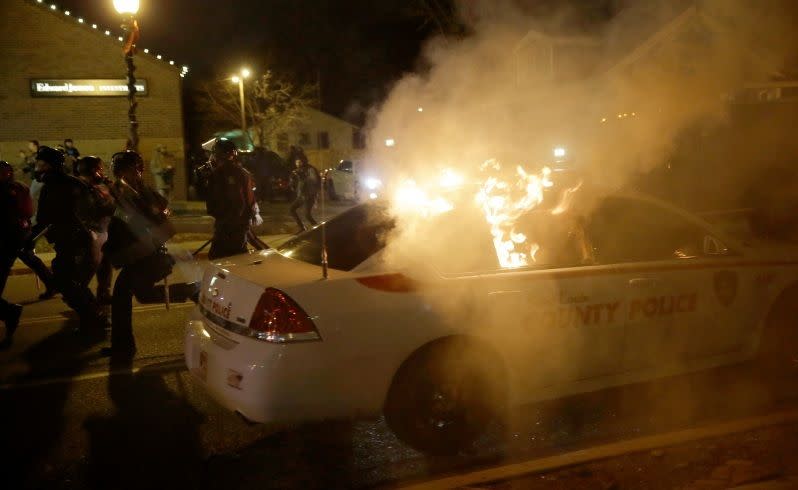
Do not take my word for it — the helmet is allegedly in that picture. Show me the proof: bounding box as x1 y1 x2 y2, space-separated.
75 156 103 178
111 151 144 177
0 161 13 182
213 138 238 159
36 146 66 168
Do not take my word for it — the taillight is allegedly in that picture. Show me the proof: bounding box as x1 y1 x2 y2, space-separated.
248 288 321 343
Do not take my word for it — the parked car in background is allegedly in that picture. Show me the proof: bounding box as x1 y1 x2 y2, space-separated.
323 159 383 201
242 147 294 202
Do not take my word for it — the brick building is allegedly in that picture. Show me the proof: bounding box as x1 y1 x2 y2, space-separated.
0 0 188 198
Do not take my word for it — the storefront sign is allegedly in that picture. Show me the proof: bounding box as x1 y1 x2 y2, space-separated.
30 79 148 97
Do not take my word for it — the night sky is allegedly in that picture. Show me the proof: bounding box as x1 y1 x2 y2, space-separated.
49 0 443 119
49 1 624 121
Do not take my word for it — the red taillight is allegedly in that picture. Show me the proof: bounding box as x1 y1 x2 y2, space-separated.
248 288 321 343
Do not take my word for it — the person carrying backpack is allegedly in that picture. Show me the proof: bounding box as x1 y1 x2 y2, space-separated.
28 147 108 334
102 151 198 360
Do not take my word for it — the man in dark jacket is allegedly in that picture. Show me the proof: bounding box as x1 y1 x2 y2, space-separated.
289 156 320 233
102 151 177 359
205 138 257 259
28 147 106 332
0 161 28 348
74 156 116 304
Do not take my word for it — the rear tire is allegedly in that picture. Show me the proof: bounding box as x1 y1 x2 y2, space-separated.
384 337 507 455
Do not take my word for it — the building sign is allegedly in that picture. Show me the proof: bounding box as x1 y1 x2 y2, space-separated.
30 79 148 97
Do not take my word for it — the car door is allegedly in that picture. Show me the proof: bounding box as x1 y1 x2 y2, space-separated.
586 197 696 371
585 196 751 373
442 211 629 398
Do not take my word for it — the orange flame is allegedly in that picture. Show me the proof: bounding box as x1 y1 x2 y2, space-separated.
476 160 553 268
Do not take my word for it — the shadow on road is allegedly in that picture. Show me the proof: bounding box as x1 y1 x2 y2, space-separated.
83 357 205 490
0 319 104 488
203 420 357 489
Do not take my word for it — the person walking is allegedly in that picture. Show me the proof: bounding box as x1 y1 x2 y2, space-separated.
102 151 177 359
63 139 80 159
0 161 29 348
28 146 107 333
74 156 116 304
289 155 320 233
204 139 257 260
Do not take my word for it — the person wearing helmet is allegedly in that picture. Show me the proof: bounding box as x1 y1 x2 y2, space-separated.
102 150 190 359
29 146 108 334
204 138 258 259
74 156 116 304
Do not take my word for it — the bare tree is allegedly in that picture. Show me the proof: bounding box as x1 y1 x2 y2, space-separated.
197 71 317 149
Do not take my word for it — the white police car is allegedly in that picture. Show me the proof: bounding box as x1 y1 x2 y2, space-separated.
185 192 798 454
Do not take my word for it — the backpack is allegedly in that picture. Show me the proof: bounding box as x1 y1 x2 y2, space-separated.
11 181 33 221
5 181 33 230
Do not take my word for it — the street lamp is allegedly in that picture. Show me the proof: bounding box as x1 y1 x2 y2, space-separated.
231 68 251 136
114 0 141 151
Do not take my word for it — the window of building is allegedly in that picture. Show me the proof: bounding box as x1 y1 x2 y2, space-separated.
277 133 289 153
317 131 330 149
298 132 311 145
352 129 366 149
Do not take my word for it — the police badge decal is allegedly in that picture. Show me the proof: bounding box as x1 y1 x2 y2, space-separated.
714 270 738 307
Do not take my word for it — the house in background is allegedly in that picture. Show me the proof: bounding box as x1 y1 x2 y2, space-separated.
258 108 366 170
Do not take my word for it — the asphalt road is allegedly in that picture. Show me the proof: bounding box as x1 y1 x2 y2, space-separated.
2 266 798 489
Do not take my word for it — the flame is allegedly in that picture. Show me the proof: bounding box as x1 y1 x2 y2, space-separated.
476 159 553 269
439 168 465 188
550 180 583 216
393 179 454 217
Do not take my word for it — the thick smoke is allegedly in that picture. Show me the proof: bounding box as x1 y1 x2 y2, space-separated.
363 0 798 440
366 0 798 268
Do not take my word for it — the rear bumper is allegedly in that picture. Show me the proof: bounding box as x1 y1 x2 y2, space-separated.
184 308 360 423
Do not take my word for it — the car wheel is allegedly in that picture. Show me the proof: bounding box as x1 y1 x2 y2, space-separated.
384 337 507 455
757 286 798 378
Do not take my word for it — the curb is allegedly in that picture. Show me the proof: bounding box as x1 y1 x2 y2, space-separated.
10 250 211 277
399 410 798 490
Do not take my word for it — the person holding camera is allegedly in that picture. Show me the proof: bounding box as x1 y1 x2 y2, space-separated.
102 151 177 359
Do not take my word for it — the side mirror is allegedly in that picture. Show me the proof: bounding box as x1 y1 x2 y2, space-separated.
703 235 728 256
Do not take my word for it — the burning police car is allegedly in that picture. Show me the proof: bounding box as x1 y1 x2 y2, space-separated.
185 176 798 455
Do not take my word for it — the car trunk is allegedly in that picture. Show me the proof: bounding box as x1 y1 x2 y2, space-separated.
199 250 335 329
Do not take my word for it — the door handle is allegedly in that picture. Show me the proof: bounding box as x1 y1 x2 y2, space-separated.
628 278 659 288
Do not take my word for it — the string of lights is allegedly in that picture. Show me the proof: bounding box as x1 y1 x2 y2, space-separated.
30 0 190 78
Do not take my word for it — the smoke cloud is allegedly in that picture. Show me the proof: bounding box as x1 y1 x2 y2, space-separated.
362 0 798 444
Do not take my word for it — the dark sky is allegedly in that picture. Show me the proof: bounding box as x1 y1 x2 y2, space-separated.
49 1 628 118
52 0 442 119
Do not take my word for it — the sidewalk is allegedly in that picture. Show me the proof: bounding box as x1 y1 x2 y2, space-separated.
11 234 293 277
169 200 207 216
461 416 798 490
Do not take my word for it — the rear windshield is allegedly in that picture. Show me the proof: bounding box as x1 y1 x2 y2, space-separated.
276 204 395 271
